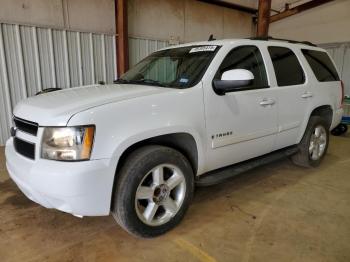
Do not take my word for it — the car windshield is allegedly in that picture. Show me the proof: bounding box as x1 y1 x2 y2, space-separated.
117 45 220 88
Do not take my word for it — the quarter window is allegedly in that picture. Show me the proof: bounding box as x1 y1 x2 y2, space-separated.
214 46 268 89
302 49 340 82
268 47 305 86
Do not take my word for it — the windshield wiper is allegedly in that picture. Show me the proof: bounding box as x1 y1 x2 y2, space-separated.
134 79 168 87
113 79 132 84
114 78 169 87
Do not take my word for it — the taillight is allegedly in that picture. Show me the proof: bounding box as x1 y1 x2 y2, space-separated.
341 80 345 108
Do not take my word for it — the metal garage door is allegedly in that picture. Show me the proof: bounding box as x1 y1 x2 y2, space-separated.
321 42 350 96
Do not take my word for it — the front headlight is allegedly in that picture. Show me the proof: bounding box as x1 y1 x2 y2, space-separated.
41 126 95 161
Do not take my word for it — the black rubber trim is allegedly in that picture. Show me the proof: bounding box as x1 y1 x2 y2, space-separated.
13 117 38 136
196 145 298 186
14 137 36 160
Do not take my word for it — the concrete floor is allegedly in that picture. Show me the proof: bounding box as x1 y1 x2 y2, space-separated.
0 134 350 262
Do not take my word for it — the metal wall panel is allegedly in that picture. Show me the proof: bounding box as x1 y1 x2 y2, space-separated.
342 47 350 96
2 24 27 106
93 34 106 84
67 31 83 87
80 32 94 85
53 29 70 89
129 37 169 67
321 42 350 96
105 35 116 84
37 28 56 89
0 22 117 145
20 26 41 97
0 25 13 146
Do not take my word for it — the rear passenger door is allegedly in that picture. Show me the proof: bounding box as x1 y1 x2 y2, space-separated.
267 46 311 150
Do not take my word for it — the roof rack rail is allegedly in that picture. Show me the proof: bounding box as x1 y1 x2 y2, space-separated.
248 36 317 47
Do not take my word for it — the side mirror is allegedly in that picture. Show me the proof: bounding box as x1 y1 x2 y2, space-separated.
213 69 254 95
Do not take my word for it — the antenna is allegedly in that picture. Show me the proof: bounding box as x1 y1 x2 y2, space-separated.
208 34 216 41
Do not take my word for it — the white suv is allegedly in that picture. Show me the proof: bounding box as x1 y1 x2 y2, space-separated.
5 38 344 237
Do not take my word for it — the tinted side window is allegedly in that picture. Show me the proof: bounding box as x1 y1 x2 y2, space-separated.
302 49 340 82
268 47 305 86
214 46 268 88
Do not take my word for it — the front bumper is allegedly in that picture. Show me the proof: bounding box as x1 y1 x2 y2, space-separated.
5 137 115 217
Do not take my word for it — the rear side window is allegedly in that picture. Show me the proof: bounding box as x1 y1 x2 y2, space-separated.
268 46 305 86
214 45 268 89
302 49 340 82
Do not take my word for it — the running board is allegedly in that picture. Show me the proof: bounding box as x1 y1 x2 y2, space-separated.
195 146 299 187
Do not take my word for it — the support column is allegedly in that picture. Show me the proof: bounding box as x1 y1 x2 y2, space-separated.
115 0 129 76
257 0 272 37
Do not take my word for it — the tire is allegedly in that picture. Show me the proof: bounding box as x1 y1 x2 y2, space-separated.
331 123 347 136
112 145 194 238
338 124 348 134
331 125 341 136
292 116 329 168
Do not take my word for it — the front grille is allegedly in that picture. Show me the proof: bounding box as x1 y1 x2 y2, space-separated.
14 137 36 160
13 117 38 136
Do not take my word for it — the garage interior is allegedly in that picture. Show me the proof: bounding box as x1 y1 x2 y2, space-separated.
0 0 349 261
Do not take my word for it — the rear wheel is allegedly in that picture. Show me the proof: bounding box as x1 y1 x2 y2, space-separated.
292 116 329 168
112 145 194 238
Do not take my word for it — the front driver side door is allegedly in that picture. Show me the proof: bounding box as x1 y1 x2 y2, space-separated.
203 45 278 172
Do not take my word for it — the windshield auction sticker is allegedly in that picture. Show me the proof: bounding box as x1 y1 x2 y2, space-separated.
189 46 217 53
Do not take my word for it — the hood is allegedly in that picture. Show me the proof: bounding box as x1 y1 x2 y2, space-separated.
14 84 170 126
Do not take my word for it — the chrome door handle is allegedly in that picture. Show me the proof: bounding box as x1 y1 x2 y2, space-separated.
259 99 275 106
301 92 313 98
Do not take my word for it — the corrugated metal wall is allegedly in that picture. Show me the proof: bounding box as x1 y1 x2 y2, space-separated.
321 42 350 96
129 37 174 83
129 37 169 67
0 22 118 145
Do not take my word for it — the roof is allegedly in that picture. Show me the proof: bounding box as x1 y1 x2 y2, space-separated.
160 37 324 52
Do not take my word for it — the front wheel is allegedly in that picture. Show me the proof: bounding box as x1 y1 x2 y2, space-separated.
112 145 194 238
291 116 329 168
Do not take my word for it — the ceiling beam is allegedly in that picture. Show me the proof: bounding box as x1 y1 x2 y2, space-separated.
257 0 271 37
196 0 257 14
270 0 335 23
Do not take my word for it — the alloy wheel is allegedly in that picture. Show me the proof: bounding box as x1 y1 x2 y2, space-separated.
309 125 327 161
135 164 186 226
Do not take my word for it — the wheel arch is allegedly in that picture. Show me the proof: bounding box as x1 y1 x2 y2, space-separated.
310 105 333 129
115 132 199 175
298 104 333 143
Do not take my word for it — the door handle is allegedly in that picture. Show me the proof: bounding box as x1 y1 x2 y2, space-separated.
259 99 275 106
301 92 313 98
